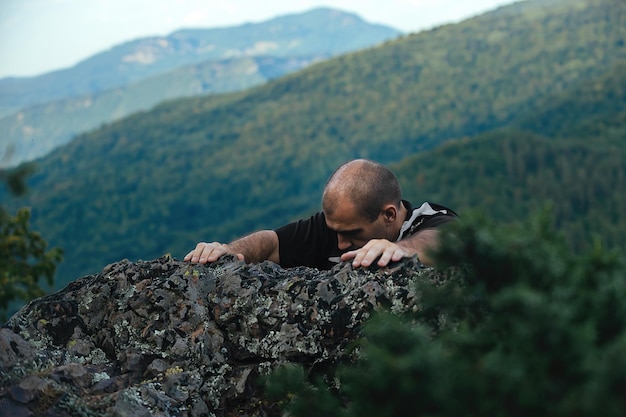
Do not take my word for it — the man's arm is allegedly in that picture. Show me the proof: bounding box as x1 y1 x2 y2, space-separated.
184 230 280 264
396 228 440 265
340 228 441 268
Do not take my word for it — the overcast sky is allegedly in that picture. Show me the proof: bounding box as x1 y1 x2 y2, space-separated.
0 0 518 79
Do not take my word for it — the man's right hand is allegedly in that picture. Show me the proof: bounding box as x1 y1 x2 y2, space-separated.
183 242 244 264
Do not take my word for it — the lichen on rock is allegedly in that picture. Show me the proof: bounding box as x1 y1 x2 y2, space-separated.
0 254 437 416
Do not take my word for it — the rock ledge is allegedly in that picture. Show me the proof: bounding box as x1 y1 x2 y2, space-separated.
1 255 432 416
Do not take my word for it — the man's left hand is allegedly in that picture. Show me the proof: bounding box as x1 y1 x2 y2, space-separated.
340 239 410 268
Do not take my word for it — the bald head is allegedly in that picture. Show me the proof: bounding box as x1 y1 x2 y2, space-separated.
322 159 402 222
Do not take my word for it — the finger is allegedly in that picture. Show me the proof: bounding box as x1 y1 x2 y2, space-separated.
340 250 357 262
376 247 408 266
204 246 223 262
353 245 382 267
205 242 235 263
199 243 220 263
358 249 380 267
391 248 408 262
343 249 368 267
185 242 206 263
376 249 394 267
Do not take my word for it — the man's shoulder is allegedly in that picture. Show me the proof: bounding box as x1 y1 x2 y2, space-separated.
399 201 457 240
274 210 329 236
413 201 458 218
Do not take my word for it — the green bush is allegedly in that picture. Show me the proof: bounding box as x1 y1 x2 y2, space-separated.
266 210 626 416
0 165 62 321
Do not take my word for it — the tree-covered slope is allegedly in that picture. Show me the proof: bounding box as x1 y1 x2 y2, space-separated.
513 60 626 141
0 55 323 166
4 0 625 289
395 60 626 252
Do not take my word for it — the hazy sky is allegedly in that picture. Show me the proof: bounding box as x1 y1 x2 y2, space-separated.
0 0 518 79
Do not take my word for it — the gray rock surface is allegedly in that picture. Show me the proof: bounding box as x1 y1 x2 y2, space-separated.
0 255 435 416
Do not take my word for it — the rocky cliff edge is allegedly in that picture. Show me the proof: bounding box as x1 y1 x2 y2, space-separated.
0 255 437 416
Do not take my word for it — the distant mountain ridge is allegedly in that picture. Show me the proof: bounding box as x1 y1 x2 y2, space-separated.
0 7 400 166
0 7 399 114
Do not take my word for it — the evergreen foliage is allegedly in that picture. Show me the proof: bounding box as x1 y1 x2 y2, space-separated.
0 165 62 321
265 210 626 416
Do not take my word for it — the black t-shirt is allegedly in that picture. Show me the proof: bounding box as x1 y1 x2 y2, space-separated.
274 200 457 269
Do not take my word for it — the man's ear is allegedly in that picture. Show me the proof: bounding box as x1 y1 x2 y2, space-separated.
382 204 397 223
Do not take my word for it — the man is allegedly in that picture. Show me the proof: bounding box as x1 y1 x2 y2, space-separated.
184 159 457 269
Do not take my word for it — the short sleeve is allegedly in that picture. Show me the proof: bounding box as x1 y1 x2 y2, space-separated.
274 212 339 269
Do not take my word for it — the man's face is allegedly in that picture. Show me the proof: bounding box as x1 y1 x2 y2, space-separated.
324 200 393 251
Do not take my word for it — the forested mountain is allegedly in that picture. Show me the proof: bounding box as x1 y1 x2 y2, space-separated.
0 8 400 166
396 62 626 252
4 0 625 290
0 55 322 165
